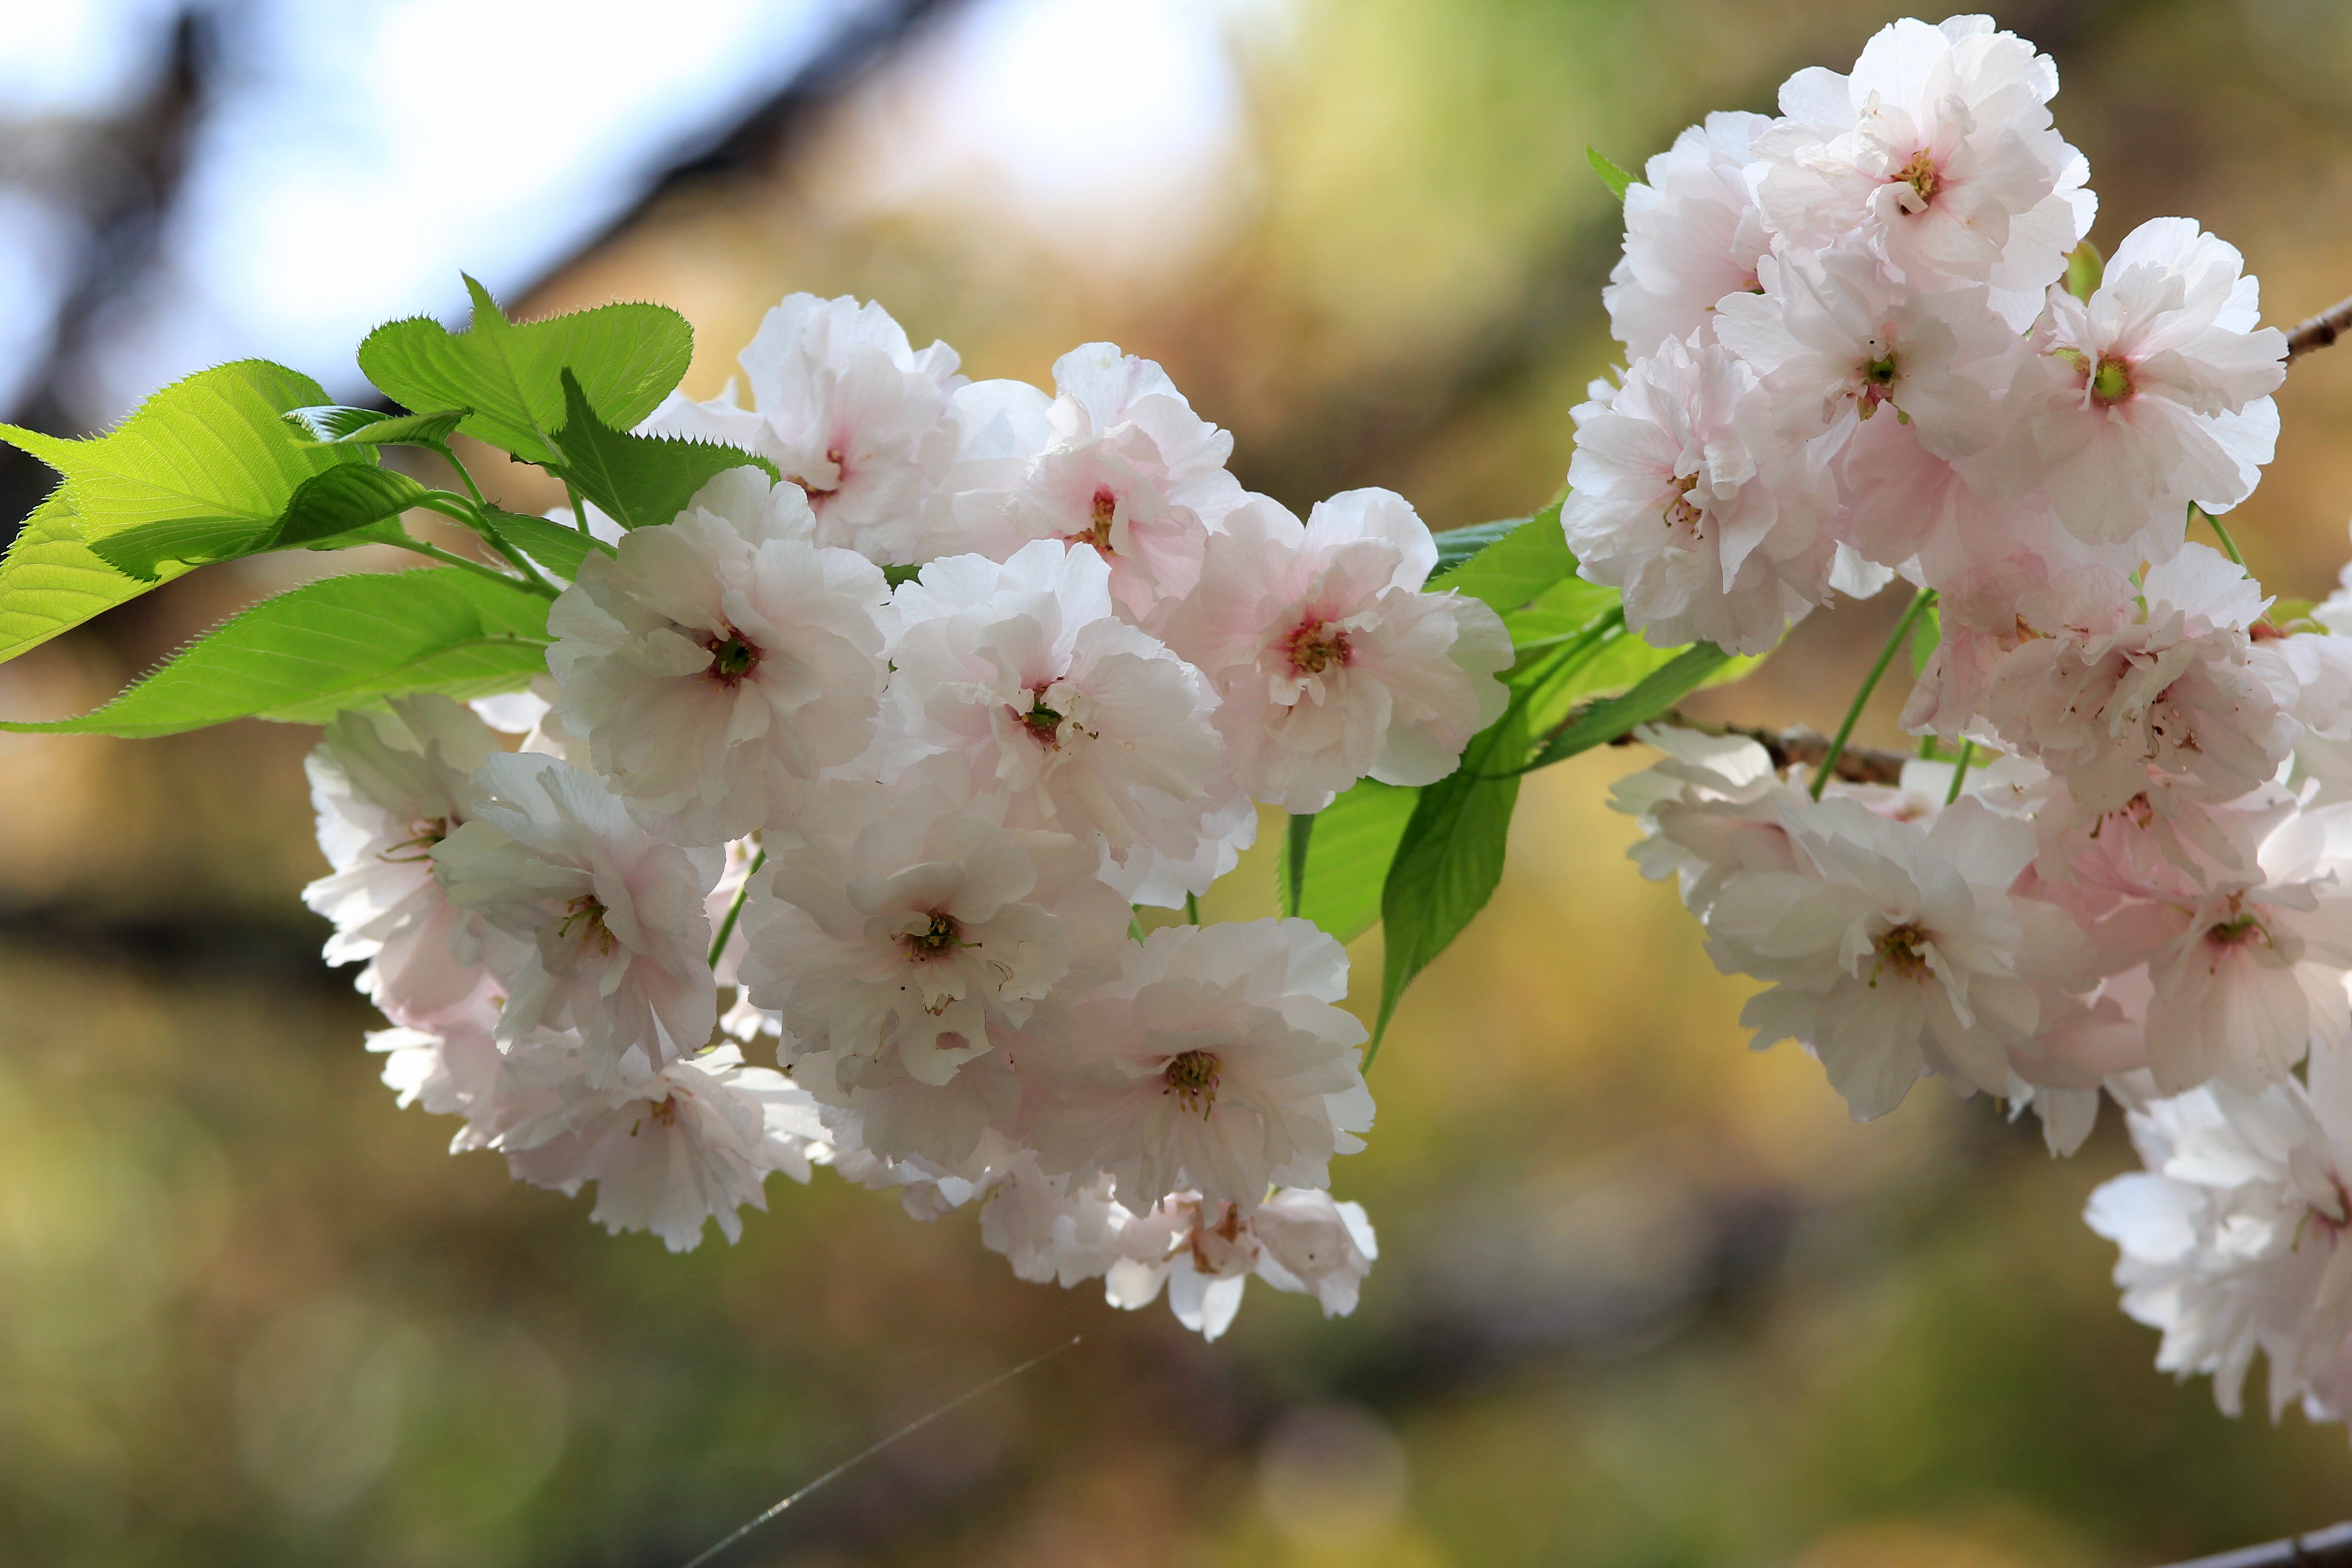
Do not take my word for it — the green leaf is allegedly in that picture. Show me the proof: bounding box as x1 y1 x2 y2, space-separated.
0 360 373 590
549 369 775 529
1295 780 1420 945
2065 239 2103 302
1282 812 1311 918
1373 701 1529 1053
1429 516 1532 577
1588 145 1638 203
0 490 192 663
3 568 551 737
1512 642 1735 776
477 506 611 581
89 464 437 578
355 275 693 467
1434 502 1574 616
883 563 924 587
284 405 472 449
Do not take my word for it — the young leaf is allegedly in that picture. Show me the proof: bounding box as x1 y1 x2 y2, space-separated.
284 405 472 449
0 360 369 565
0 491 197 664
1434 502 1574 616
1372 703 1529 1053
1429 515 1532 577
355 275 693 466
90 465 440 579
1296 780 1420 945
477 506 613 581
549 369 775 529
2 568 552 738
1588 145 1638 203
1513 642 1734 775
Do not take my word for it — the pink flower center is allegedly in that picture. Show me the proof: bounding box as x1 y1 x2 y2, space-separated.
1662 473 1704 535
1163 1049 1223 1115
1286 620 1351 677
1870 924 1931 985
2205 908 2271 952
1012 687 1065 748
790 447 848 499
704 626 762 687
558 895 617 957
1065 487 1119 556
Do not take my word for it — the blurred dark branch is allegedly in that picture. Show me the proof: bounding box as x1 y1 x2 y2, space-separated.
2156 1523 2352 1568
0 7 210 542
2286 289 2352 363
1610 710 1914 787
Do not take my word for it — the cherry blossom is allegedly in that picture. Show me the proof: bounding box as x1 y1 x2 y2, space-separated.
1605 110 1776 357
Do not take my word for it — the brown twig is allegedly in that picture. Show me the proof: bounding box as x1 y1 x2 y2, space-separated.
2287 291 2352 363
2152 1521 2352 1568
1608 710 1914 786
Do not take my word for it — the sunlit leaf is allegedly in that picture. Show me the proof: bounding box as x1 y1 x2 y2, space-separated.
0 491 195 664
2 568 551 738
549 369 775 530
284 405 472 449
356 275 693 466
1588 144 1637 203
477 506 612 582
1292 781 1419 945
1512 642 1735 776
1434 502 1573 616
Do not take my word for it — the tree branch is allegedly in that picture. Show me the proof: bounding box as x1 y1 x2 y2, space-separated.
2154 1522 2352 1568
1608 711 1914 786
2287 291 2352 363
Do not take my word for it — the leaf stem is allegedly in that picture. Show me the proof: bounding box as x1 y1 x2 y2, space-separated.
1943 739 1975 805
708 849 766 969
424 440 487 508
1812 587 1935 801
385 535 559 599
565 481 592 536
406 492 563 598
1185 892 1200 925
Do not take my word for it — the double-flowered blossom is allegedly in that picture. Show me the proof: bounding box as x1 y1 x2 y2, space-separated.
1166 489 1511 813
299 295 1456 1336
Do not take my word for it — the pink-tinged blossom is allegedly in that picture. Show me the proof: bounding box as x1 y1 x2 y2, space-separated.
500 1042 829 1252
945 343 1245 627
2087 1057 2352 1427
1605 110 1776 357
1954 546 2298 822
1105 1188 1379 1341
1705 795 2094 1119
1561 336 1840 655
738 757 1129 1093
645 292 967 564
979 1156 1131 1288
548 467 889 843
1029 919 1372 1212
1982 217 2286 548
880 539 1229 867
1754 15 2093 326
1163 489 1511 814
305 696 519 1031
1610 727 1807 918
433 753 720 1085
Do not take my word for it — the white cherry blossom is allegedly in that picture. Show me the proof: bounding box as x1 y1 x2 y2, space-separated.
1605 110 1776 357
548 467 888 843
1163 489 1511 814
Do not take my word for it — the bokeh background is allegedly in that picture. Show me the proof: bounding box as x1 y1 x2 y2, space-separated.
6 1 2352 1563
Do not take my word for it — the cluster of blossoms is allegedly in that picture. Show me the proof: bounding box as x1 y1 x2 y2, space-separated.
307 296 1507 1336
1591 14 2352 1434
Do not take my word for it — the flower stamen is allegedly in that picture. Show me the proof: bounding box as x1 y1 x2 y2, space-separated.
1163 1049 1223 1116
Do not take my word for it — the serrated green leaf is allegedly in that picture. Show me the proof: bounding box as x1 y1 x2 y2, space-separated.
0 360 372 595
2065 239 2103 302
1511 642 1735 776
549 368 774 529
883 563 924 587
1588 145 1638 203
284 405 472 449
0 490 192 662
478 507 611 581
1295 780 1419 945
1434 502 1573 616
1373 702 1528 1054
85 461 436 579
3 568 551 737
1502 573 1620 646
355 275 693 466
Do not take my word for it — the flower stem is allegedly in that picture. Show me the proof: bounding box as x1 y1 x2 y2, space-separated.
1943 739 1974 805
708 849 766 969
1184 892 1200 925
565 481 592 535
1813 587 1935 801
424 440 487 508
2193 502 2246 567
384 535 559 599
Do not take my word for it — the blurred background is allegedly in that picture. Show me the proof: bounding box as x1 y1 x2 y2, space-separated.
6 1 2352 1563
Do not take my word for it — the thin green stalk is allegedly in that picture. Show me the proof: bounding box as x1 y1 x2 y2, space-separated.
565 481 592 536
1812 588 1936 800
385 535 559 599
1943 739 1975 805
407 493 562 597
708 849 766 969
1185 892 1200 925
425 440 487 508
2193 502 2246 567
